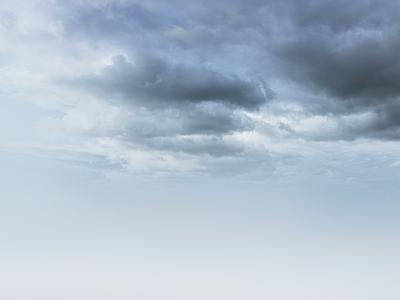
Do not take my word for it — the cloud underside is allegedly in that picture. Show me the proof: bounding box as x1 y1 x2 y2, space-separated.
3 0 400 172
72 55 268 110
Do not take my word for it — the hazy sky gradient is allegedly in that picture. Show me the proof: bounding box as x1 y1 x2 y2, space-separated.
1 0 400 299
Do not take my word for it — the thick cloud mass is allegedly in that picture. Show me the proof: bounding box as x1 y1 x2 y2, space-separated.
268 0 400 139
278 1 400 103
72 54 268 110
55 52 263 162
3 0 400 172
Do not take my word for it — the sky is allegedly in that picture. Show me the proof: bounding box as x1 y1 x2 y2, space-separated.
1 0 400 299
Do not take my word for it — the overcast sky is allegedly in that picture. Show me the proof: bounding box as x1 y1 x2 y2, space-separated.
1 0 400 299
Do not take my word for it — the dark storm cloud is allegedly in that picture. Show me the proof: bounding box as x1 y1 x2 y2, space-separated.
45 0 273 164
59 53 259 156
277 28 400 104
51 0 400 143
290 0 381 31
275 0 400 104
263 0 400 139
65 54 268 110
349 99 400 139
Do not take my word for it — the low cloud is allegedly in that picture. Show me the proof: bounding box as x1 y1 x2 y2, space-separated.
64 54 269 110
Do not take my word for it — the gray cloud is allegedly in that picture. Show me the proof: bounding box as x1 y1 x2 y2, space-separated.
277 29 400 104
260 0 400 140
54 51 267 159
6 0 400 174
354 100 400 139
273 0 400 102
81 54 268 109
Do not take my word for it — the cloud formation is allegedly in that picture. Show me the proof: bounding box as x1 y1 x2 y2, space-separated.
277 0 400 103
67 54 269 110
3 0 400 173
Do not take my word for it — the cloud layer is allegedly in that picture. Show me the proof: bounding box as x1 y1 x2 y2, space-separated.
2 0 400 173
